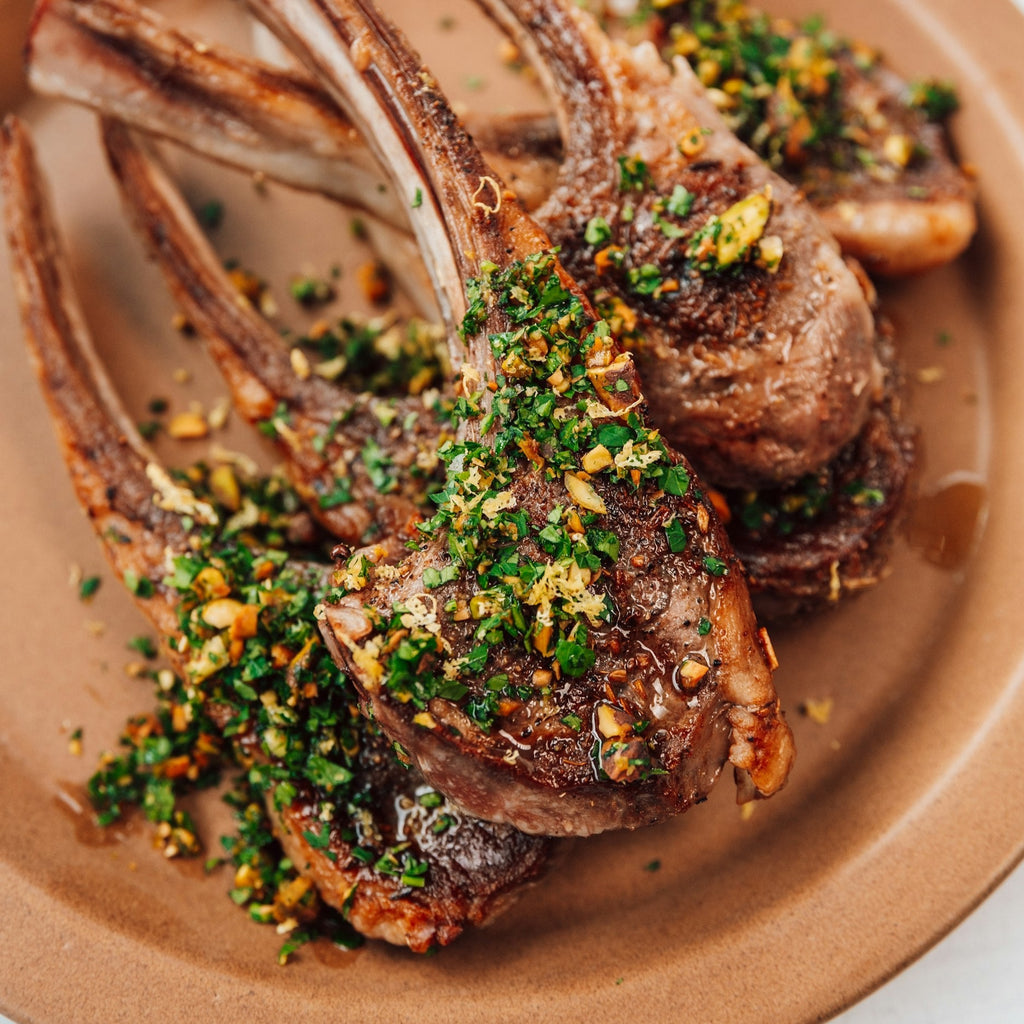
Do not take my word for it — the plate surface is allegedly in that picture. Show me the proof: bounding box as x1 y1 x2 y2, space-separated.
2 1 1024 1022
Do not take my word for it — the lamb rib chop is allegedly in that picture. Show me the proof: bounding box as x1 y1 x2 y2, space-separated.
603 0 977 277
244 0 793 837
30 0 875 490
806 58 977 277
1 112 559 952
102 93 913 623
469 0 877 489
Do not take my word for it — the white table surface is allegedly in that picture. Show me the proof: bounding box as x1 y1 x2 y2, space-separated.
3 0 1023 1021
832 864 1024 1022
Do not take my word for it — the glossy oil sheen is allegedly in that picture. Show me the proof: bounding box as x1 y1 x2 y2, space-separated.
1 0 1023 1021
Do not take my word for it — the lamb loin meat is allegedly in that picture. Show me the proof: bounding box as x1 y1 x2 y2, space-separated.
271 728 561 950
593 0 977 277
805 56 977 277
1 112 560 952
246 0 794 836
722 317 917 619
471 0 877 489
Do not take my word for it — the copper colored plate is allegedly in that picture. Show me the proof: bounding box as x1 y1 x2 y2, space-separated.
2 0 1024 1020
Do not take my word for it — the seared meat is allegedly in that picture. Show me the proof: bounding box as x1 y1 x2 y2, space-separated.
33 0 906 615
807 57 977 277
273 731 560 951
248 0 794 836
473 0 877 488
595 0 977 276
31 0 877 489
101 118 441 548
0 113 560 951
723 318 917 619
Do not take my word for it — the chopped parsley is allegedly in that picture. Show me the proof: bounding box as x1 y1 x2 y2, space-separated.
127 634 158 660
617 154 652 191
289 273 334 306
647 0 958 189
664 517 688 553
587 144 777 285
196 199 224 230
292 313 446 396
123 570 155 598
85 460 462 960
585 216 613 246
905 79 960 121
331 251 723 782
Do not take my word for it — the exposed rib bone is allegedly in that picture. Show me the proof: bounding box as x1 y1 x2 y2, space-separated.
27 0 402 226
246 0 794 836
101 117 441 548
27 0 448 322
